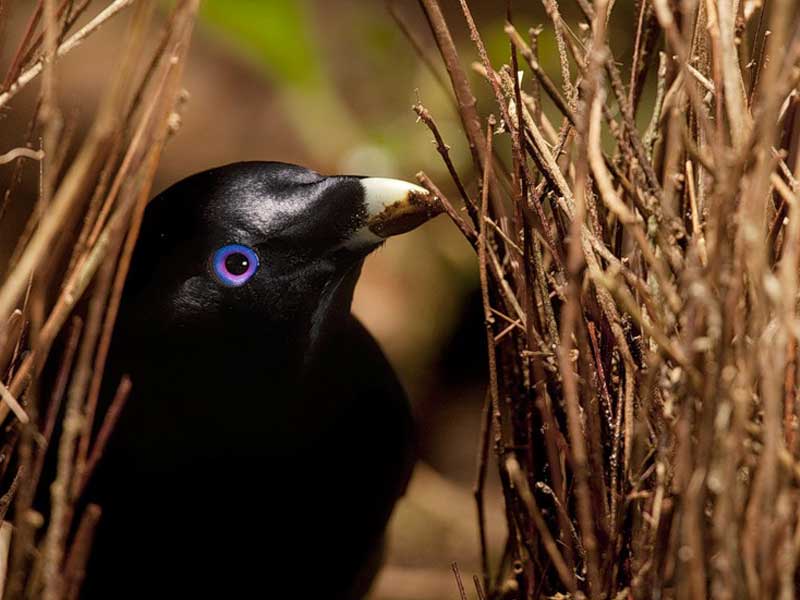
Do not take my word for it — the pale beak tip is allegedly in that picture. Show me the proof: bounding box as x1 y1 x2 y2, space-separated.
361 177 443 239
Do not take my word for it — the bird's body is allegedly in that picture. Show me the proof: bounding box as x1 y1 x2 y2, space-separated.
74 163 436 599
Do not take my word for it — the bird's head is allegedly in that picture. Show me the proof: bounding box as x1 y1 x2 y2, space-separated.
122 161 440 359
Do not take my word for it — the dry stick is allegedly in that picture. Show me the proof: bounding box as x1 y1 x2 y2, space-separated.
0 310 23 375
0 379 28 424
539 0 575 106
741 0 797 588
715 0 752 148
474 117 536 589
0 520 12 600
747 2 770 105
413 103 478 226
29 318 83 496
500 64 641 227
703 0 728 151
455 1 523 194
473 391 492 592
586 89 682 316
524 252 575 578
416 0 512 228
594 265 692 372
586 236 662 329
458 15 565 277
514 72 561 145
627 0 649 109
526 25 545 121
489 65 619 332
549 18 674 253
1 216 115 425
1 1 45 90
0 92 43 250
415 174 476 249
61 504 101 600
786 336 798 452
603 44 664 201
587 322 616 433
0 79 122 334
41 0 60 147
487 245 528 333
484 217 522 257
85 93 163 248
0 148 44 164
508 76 642 377
416 0 484 171
477 117 503 459
0 465 23 524
38 4 197 592
553 3 612 594
507 12 536 328
66 136 124 277
504 23 574 127
74 377 131 499
473 574 486 600
40 232 119 600
0 11 181 425
75 104 167 481
508 10 577 575
6 0 78 83
775 173 800 451
68 1 164 276
0 0 138 110
496 65 638 271
18 1 95 81
685 159 708 266
76 1 198 490
416 171 476 240
508 18 540 289
560 134 598 594
651 0 718 149
451 562 468 600
505 456 577 593
643 53 669 160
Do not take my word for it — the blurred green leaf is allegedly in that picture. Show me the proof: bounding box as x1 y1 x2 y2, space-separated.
200 0 321 86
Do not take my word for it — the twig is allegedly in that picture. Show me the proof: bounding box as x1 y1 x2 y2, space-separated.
473 574 486 600
416 0 485 171
505 456 577 592
0 520 12 600
451 562 468 600
0 0 138 111
473 391 492 593
61 504 101 600
413 102 478 225
0 148 44 164
73 376 131 500
0 380 28 424
416 171 477 245
477 117 502 458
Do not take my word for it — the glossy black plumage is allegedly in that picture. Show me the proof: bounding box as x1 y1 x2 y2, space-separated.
80 162 418 599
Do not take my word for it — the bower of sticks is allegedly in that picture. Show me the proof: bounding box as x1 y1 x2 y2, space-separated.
0 0 799 599
414 0 800 598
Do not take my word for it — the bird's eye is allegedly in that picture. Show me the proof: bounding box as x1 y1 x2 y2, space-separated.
210 244 259 287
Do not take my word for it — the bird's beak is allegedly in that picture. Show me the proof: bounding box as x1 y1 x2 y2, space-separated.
347 178 442 248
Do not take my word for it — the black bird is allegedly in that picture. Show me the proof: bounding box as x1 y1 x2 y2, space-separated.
80 162 440 599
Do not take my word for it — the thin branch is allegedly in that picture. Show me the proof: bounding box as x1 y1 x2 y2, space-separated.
0 0 138 111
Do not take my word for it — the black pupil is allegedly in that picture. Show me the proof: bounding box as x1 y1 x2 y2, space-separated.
225 252 249 276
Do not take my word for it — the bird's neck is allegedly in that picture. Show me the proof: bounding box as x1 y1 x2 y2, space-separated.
304 260 363 368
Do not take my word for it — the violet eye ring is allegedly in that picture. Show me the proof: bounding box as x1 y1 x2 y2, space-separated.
210 244 259 287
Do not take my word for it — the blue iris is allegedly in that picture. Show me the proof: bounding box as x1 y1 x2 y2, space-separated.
211 244 259 287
